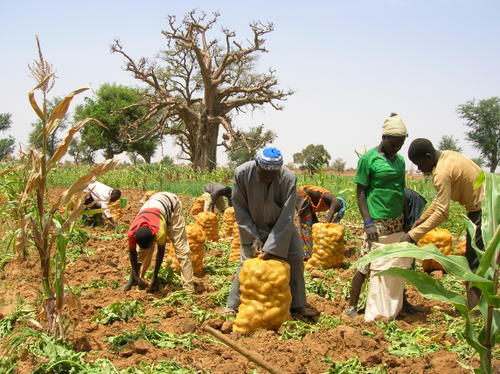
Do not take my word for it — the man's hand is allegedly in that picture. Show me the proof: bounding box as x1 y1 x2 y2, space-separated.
400 233 415 243
131 270 148 289
251 238 263 257
364 224 378 242
261 252 279 261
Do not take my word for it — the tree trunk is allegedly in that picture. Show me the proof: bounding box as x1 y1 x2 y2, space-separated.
489 153 497 173
192 120 219 171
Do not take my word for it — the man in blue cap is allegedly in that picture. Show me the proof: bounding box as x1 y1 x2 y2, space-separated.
224 147 316 318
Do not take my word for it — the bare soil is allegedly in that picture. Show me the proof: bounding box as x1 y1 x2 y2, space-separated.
0 188 489 374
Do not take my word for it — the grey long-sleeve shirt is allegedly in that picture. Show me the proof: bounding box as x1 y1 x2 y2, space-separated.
232 160 298 259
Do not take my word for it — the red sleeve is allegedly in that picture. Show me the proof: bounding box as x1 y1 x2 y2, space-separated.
128 229 136 249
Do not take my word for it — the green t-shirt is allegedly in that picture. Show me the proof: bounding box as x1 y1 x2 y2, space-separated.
354 148 405 219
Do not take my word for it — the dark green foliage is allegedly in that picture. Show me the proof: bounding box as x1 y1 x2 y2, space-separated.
0 113 15 160
437 135 462 153
293 144 331 174
74 83 161 162
457 97 499 172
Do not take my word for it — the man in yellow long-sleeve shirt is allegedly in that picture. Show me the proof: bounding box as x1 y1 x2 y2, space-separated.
402 138 484 309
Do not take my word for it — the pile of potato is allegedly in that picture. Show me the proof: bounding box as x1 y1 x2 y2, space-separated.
190 196 205 216
219 207 236 239
233 257 292 334
107 200 123 221
229 222 241 263
195 212 219 242
417 228 453 272
305 223 345 270
186 222 206 275
167 222 206 275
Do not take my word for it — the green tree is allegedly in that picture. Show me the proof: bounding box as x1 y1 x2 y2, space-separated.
331 158 346 172
227 125 276 167
28 98 69 157
293 144 331 174
111 9 292 171
74 83 161 163
437 135 462 153
0 113 15 160
457 97 499 172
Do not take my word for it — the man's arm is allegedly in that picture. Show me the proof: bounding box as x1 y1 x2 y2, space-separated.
324 193 340 223
357 184 378 242
128 246 148 289
408 176 451 242
261 174 297 258
148 244 165 292
232 171 259 242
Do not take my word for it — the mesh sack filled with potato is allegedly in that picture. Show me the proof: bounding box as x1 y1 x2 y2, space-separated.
305 223 345 270
233 257 292 334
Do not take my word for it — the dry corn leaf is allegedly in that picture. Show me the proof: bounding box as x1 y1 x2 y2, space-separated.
46 87 88 136
48 118 106 169
28 73 54 121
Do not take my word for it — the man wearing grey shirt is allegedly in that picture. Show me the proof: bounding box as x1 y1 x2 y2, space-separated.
224 147 315 318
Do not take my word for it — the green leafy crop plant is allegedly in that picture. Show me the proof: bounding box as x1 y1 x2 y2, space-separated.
106 325 201 350
152 290 195 307
375 320 440 358
92 300 144 325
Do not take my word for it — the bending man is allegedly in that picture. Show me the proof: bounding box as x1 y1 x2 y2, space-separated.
202 182 232 213
403 138 484 309
123 192 194 293
296 185 347 259
83 181 121 227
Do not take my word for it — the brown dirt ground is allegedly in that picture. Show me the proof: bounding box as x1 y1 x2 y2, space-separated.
0 188 493 374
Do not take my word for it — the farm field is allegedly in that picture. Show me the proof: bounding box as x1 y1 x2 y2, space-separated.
0 167 497 373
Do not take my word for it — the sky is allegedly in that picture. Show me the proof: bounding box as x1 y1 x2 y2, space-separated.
1 0 499 169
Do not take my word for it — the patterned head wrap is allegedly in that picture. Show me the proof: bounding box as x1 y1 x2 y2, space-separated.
336 197 347 219
382 114 408 137
256 147 283 170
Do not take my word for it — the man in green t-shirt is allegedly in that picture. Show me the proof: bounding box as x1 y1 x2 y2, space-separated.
345 113 419 318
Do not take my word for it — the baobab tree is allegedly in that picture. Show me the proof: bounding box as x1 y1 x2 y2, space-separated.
112 10 292 170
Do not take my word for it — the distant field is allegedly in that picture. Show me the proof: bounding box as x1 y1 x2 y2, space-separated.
43 163 467 237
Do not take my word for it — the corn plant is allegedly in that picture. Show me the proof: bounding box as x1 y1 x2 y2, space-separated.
354 171 499 374
19 44 122 339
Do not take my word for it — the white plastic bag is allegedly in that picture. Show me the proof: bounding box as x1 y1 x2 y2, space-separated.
364 232 413 322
